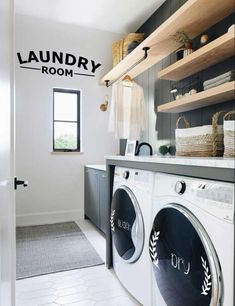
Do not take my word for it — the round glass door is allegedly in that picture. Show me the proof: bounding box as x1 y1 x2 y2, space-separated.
110 186 144 263
149 204 222 306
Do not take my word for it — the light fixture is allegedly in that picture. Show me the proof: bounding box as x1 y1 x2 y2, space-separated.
170 87 178 100
170 77 202 100
100 94 109 112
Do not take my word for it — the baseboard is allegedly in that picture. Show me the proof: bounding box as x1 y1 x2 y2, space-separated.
16 209 84 226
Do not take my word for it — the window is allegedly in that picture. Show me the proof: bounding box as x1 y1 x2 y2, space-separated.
53 88 80 152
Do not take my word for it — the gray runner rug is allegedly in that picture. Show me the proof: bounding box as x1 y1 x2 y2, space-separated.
16 222 104 279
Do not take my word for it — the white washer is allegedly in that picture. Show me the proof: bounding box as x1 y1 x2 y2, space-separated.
111 167 154 306
149 173 234 306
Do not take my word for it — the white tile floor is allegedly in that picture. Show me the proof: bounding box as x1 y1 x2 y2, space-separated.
16 219 141 306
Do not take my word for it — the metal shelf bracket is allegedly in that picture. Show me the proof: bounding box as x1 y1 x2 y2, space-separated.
105 47 150 87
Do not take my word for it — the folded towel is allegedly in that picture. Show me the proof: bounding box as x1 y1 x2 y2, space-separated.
204 76 234 90
203 71 234 87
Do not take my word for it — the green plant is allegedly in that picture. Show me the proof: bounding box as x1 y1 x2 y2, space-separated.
159 145 169 156
173 31 191 45
54 134 77 150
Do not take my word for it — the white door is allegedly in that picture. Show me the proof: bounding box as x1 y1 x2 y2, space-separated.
0 0 15 305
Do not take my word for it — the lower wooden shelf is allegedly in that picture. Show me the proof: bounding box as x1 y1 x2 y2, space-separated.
157 81 235 113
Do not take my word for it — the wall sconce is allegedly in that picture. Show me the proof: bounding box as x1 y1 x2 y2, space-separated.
170 87 178 100
100 94 109 112
170 77 202 100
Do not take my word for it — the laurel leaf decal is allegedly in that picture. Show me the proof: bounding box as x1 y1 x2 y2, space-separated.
149 230 160 269
201 256 212 296
110 210 116 232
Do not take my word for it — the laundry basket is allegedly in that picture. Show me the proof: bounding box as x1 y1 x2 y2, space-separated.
223 110 235 157
175 111 225 157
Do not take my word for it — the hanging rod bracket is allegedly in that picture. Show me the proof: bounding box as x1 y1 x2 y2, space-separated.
104 46 150 87
143 47 150 59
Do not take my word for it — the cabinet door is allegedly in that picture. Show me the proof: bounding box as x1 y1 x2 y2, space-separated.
99 171 108 235
84 168 99 228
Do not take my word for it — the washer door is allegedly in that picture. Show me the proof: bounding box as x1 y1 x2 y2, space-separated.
110 186 144 263
149 204 222 306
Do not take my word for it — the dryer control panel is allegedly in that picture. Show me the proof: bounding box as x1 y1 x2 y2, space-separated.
155 173 234 224
189 182 234 223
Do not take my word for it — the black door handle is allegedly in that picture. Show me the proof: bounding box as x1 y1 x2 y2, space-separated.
14 177 28 190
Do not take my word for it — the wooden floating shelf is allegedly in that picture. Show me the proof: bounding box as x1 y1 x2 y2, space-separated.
158 31 235 81
101 0 234 85
157 81 235 113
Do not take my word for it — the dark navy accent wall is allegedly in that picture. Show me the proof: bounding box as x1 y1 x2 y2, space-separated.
136 0 235 141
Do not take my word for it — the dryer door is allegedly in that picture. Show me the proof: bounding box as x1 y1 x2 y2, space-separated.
149 204 222 306
110 186 144 263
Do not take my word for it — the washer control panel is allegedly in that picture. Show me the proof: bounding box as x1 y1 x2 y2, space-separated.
122 171 130 180
114 167 154 191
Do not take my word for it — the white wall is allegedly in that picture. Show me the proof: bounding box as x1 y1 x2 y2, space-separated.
15 15 120 225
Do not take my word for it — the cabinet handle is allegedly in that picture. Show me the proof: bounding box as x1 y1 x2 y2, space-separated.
102 175 106 178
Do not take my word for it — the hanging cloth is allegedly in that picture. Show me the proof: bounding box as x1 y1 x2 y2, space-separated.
108 80 146 140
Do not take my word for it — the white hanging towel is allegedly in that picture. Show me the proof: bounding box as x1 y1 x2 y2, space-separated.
108 80 146 140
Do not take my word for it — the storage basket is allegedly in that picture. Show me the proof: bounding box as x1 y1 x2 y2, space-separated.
122 33 144 58
111 33 144 67
175 111 226 157
112 39 124 67
223 110 235 157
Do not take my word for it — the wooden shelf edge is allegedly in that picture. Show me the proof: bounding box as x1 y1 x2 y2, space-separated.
158 31 235 81
100 0 234 85
157 81 235 113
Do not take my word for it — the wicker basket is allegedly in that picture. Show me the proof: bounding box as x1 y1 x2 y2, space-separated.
175 112 226 157
112 39 124 67
122 33 144 58
223 110 235 157
111 33 144 67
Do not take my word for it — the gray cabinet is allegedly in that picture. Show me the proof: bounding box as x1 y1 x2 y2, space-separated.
84 167 108 235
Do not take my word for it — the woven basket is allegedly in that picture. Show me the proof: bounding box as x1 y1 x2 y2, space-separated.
175 111 226 157
223 110 235 157
112 39 124 67
122 33 144 58
111 33 144 67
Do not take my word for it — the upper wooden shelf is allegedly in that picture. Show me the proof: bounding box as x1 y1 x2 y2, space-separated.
101 0 234 85
158 31 235 81
157 81 235 113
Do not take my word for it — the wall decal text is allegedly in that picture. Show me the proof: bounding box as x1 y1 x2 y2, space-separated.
17 50 102 78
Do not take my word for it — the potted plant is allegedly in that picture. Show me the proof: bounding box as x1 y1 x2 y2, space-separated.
173 31 192 60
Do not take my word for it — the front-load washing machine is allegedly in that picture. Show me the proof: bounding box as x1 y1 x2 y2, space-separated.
110 167 154 306
149 173 234 306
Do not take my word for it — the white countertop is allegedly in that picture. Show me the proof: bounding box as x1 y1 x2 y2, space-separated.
85 164 106 171
105 155 235 169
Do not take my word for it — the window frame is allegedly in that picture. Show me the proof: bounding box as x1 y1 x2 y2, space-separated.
53 88 81 152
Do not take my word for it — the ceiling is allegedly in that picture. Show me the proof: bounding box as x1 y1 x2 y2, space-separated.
15 0 166 34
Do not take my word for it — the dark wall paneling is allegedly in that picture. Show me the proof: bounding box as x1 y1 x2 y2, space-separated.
135 0 235 143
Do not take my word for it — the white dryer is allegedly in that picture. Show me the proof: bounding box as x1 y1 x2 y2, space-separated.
149 173 234 306
111 167 154 306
